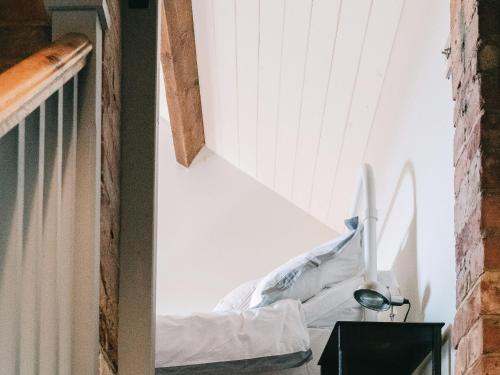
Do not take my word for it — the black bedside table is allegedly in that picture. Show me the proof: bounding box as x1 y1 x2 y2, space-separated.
318 321 445 375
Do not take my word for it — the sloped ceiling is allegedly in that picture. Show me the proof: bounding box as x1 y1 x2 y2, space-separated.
192 0 404 232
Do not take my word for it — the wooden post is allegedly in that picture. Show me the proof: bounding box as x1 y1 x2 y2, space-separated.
160 0 205 167
47 1 108 374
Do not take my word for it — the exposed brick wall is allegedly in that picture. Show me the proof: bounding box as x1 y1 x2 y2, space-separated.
0 0 50 72
451 0 500 373
99 0 121 374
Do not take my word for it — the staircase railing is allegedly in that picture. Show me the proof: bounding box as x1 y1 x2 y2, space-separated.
0 2 107 373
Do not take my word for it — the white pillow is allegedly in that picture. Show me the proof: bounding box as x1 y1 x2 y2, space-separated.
302 271 403 327
302 274 363 328
213 278 261 312
250 217 364 308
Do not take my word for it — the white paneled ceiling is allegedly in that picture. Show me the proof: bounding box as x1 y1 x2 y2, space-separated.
192 0 404 232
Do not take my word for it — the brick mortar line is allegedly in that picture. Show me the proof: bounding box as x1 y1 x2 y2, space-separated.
455 313 500 350
464 352 500 375
456 213 500 260
454 112 483 167
455 189 500 240
453 280 484 349
454 192 481 238
456 270 500 311
454 269 500 349
456 271 483 312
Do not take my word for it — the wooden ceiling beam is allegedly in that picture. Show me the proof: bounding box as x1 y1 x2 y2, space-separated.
160 0 205 167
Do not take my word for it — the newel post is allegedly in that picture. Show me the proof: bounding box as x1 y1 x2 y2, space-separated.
46 1 109 374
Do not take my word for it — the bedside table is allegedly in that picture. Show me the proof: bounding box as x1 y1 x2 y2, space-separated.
318 321 445 375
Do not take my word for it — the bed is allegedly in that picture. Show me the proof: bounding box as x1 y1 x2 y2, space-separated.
261 328 332 375
155 163 385 374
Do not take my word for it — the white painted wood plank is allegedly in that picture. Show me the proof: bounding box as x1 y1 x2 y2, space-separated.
39 92 61 375
51 12 103 373
0 121 24 374
20 110 43 375
291 0 342 211
236 0 259 177
309 0 372 224
59 79 77 374
274 0 313 199
0 127 20 374
327 0 404 230
12 120 26 372
256 0 285 188
192 0 218 150
16 121 25 374
36 106 46 374
212 0 239 165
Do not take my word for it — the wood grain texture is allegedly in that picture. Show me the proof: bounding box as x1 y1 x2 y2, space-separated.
0 33 92 135
191 0 217 150
160 0 205 167
99 0 121 373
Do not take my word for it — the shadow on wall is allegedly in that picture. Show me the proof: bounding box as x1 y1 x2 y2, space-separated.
414 325 454 375
377 161 426 322
378 161 454 375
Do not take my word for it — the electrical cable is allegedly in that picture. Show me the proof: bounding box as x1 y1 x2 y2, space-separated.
403 300 411 322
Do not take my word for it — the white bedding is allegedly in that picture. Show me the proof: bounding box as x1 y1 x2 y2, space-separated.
155 299 311 373
261 328 332 375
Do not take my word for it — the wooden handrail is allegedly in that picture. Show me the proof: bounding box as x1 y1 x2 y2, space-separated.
0 33 92 138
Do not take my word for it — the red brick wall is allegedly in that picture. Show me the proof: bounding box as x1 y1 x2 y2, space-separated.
451 0 500 373
0 0 50 72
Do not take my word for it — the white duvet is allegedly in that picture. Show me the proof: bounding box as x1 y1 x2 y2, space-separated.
155 299 311 369
260 328 332 375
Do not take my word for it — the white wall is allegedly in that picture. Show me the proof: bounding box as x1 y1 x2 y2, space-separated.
158 68 169 121
364 0 455 326
192 0 406 231
192 0 455 325
155 115 335 315
159 0 455 369
363 0 455 372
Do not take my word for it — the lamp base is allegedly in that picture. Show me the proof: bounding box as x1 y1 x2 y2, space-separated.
364 309 378 322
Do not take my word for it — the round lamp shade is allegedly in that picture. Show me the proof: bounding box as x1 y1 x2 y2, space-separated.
353 281 391 311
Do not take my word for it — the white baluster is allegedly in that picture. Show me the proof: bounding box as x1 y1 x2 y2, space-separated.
20 108 44 375
0 125 22 374
58 77 78 375
39 91 62 375
50 4 107 373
